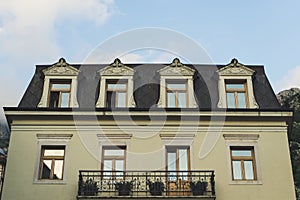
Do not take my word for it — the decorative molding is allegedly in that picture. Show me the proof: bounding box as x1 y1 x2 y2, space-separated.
160 133 195 140
97 133 133 140
43 58 80 76
158 58 195 76
36 133 73 140
223 134 259 141
99 58 135 76
218 58 255 76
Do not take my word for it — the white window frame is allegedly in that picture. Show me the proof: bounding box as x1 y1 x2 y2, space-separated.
38 58 79 108
217 59 259 109
34 134 72 184
157 58 197 108
223 134 262 185
96 58 135 108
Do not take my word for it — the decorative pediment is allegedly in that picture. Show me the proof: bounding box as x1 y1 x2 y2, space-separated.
158 58 195 76
43 58 80 76
218 58 255 76
99 58 135 76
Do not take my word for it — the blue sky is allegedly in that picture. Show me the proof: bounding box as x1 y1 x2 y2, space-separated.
0 0 300 122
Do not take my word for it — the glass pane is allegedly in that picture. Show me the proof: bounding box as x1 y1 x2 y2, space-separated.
226 84 244 90
232 150 252 157
103 160 112 177
178 149 188 180
115 160 124 177
49 92 59 108
44 149 64 157
227 93 235 108
60 92 70 107
106 91 114 108
41 160 52 179
104 149 124 156
167 152 176 181
178 92 187 108
107 83 126 90
167 92 176 107
117 92 126 107
244 161 254 180
232 161 242 180
53 160 64 179
167 83 186 90
237 93 246 108
51 83 70 90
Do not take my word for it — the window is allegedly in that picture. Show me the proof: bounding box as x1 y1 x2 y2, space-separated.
217 58 259 109
157 58 197 108
166 80 187 108
166 146 190 180
38 58 79 108
106 80 127 108
48 80 71 108
225 80 248 108
230 147 256 181
102 146 126 178
39 146 65 180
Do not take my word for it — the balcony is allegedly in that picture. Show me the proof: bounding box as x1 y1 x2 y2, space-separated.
77 170 216 199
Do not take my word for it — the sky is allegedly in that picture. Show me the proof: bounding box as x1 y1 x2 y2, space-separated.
0 0 300 125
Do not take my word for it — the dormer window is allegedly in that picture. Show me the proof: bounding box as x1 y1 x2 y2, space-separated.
106 80 128 108
225 80 248 108
217 59 258 109
96 58 135 108
157 58 197 108
49 80 71 108
38 58 80 108
166 80 187 108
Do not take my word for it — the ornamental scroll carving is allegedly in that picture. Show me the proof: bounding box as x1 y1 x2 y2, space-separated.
99 58 135 76
158 58 195 76
43 58 79 76
218 58 255 76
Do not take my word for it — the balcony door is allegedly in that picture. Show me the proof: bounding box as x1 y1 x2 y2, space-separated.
166 146 190 196
102 146 126 179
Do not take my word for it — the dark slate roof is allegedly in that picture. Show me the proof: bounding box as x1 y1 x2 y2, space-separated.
18 60 281 109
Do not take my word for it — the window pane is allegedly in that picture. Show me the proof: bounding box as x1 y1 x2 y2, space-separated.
44 149 65 157
103 160 112 177
53 160 64 179
178 149 188 180
227 93 235 108
60 92 70 107
226 84 244 90
167 152 176 171
115 160 124 177
117 92 126 107
178 92 186 108
244 161 254 180
104 149 124 156
41 160 52 179
167 83 186 90
237 93 246 108
49 92 59 108
232 150 252 157
232 161 242 180
51 83 70 90
167 93 176 107
107 83 126 90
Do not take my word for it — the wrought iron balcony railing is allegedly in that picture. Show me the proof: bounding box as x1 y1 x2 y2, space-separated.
78 170 215 198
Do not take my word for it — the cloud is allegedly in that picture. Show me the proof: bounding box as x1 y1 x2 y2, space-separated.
275 66 300 92
0 0 116 125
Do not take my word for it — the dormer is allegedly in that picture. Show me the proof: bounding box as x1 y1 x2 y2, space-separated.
96 58 136 108
38 58 80 108
157 58 197 108
217 58 259 109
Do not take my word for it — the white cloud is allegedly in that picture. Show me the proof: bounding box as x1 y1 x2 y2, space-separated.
275 66 300 92
0 0 116 125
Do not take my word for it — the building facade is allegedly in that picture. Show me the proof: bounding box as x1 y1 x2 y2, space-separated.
3 58 295 199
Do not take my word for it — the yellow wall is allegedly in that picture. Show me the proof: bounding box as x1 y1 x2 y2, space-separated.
2 119 296 200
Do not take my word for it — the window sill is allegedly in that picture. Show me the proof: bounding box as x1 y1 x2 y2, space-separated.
33 179 67 185
229 180 262 185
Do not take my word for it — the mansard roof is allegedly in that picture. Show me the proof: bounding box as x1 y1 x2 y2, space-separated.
18 58 281 109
